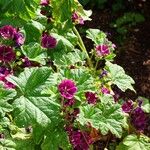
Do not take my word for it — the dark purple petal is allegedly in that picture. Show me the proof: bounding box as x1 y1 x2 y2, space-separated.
99 70 108 78
41 34 57 49
0 45 16 62
58 79 77 99
85 92 97 104
101 86 110 94
40 0 49 6
72 12 84 25
0 25 17 39
4 81 16 89
14 32 25 46
67 129 92 150
130 107 147 131
64 98 75 107
22 57 32 67
72 12 79 21
137 99 143 107
96 44 110 56
122 100 133 113
0 67 15 89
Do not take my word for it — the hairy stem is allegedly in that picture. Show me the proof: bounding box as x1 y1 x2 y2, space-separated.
73 27 93 68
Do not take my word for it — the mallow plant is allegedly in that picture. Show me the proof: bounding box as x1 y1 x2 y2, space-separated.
0 0 150 150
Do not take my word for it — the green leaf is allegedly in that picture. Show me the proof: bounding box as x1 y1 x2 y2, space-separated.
22 42 47 65
54 49 86 67
24 21 43 44
0 85 16 117
86 28 107 45
15 139 35 150
41 127 70 150
0 139 16 150
52 0 72 23
32 124 45 144
77 98 126 138
138 97 150 113
52 33 74 50
7 67 61 129
106 61 135 92
6 0 40 20
47 33 74 60
0 84 16 101
117 134 150 150
60 68 95 101
73 0 92 21
51 0 73 31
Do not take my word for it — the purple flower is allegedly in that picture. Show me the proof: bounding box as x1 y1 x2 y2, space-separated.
40 0 49 6
72 12 84 25
85 92 97 104
0 45 16 62
99 70 108 78
68 130 92 150
137 99 143 107
112 44 116 49
58 79 77 99
122 100 133 113
14 32 25 46
130 107 147 131
0 67 15 89
66 127 92 150
41 34 57 49
96 44 110 56
22 57 32 67
101 86 110 94
4 80 16 89
64 98 75 107
0 25 17 39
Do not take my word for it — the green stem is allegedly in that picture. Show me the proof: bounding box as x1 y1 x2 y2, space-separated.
94 60 99 71
73 27 93 68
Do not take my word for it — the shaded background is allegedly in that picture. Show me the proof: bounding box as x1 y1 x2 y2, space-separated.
79 0 150 99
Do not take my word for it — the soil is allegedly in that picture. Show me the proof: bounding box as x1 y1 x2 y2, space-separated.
81 0 150 99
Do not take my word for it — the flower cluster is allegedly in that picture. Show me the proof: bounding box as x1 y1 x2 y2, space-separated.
41 33 57 49
0 45 16 62
130 107 147 131
66 127 92 150
122 100 133 113
0 67 15 89
0 25 25 46
72 12 84 25
85 92 97 104
58 79 77 100
96 44 110 57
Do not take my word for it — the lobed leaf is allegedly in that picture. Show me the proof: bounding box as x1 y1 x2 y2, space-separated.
106 61 135 92
7 67 61 129
117 134 150 150
77 97 126 138
22 42 47 65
